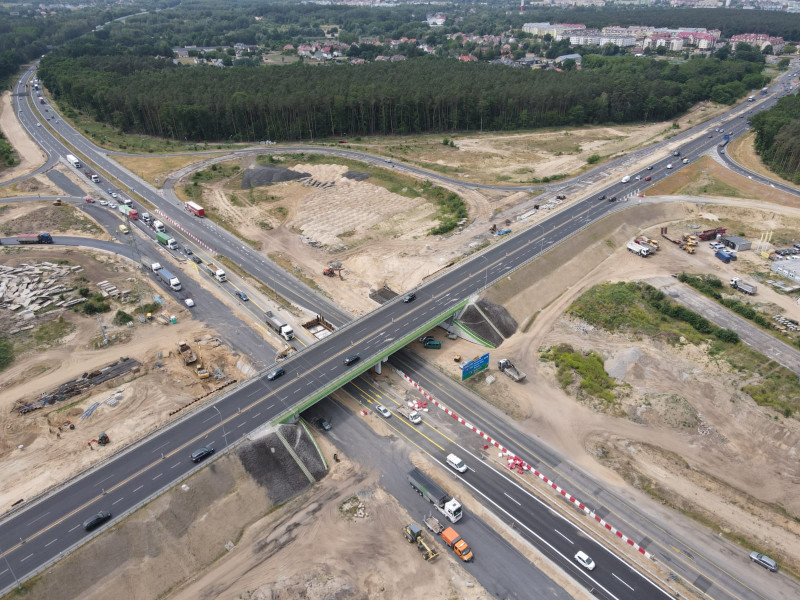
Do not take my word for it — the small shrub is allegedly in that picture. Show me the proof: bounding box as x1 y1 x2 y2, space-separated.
112 310 134 326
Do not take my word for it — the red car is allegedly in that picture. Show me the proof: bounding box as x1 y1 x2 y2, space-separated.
644 176 652 181
85 197 95 203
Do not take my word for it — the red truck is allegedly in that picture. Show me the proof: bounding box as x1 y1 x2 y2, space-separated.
185 201 205 217
698 227 726 241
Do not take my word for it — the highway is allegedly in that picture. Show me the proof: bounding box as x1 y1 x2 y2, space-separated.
2 64 799 599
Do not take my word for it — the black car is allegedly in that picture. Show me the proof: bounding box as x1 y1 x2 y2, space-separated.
598 194 607 201
555 194 566 200
235 290 249 301
646 166 653 170
344 354 360 366
267 367 285 381
314 416 332 431
192 256 202 264
673 151 681 156
403 292 416 303
191 446 214 463
608 196 617 203
83 510 112 531
184 248 193 256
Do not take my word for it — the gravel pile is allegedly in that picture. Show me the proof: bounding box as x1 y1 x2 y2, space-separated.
342 171 370 181
241 165 310 189
369 285 398 304
237 423 325 504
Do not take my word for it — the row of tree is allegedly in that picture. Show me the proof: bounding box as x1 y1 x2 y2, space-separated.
751 94 800 183
38 52 764 143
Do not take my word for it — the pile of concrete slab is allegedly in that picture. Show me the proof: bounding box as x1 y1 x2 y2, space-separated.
0 261 85 334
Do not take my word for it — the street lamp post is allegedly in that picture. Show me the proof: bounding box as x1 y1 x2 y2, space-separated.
213 405 229 449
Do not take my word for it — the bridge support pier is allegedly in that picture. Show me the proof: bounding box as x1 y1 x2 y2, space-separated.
374 356 388 375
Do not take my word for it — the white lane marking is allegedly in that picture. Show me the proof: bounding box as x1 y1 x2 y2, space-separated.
152 473 163 481
251 412 261 419
554 529 574 544
237 422 246 428
20 554 33 563
27 512 50 526
67 523 81 533
132 485 143 493
265 404 274 410
44 538 58 548
202 414 217 423
0 568 7 577
171 462 181 469
112 497 125 506
504 492 521 506
613 573 635 592
94 474 115 487
152 441 170 453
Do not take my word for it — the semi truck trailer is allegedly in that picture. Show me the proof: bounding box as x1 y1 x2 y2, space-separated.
407 468 462 523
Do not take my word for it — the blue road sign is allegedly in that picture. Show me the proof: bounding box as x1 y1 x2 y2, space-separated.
461 353 490 381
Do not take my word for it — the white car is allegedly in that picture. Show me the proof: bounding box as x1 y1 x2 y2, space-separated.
99 200 108 206
184 298 195 308
666 163 673 169
635 175 641 180
108 202 117 209
375 404 392 418
574 551 596 571
111 192 118 198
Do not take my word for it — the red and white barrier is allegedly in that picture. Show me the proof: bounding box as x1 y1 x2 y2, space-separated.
154 209 216 255
397 369 653 559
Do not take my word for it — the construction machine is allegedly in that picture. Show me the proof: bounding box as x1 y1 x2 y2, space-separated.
402 523 438 561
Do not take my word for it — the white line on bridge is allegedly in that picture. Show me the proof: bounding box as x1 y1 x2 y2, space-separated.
171 462 180 469
20 554 33 563
152 473 163 481
112 497 124 505
94 474 115 487
132 485 143 493
504 492 521 506
44 538 58 548
67 524 81 533
27 512 50 526
202 414 217 423
237 422 246 428
251 412 261 419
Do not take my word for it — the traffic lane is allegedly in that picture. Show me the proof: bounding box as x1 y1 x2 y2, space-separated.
392 352 776 600
323 390 658 600
306 396 574 600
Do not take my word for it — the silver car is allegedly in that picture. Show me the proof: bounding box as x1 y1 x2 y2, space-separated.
750 552 778 572
375 404 392 418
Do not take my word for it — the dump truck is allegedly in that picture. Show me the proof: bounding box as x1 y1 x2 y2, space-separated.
441 526 473 562
397 406 422 424
155 266 182 291
423 339 442 349
177 341 197 365
626 241 650 257
205 263 227 282
402 523 438 561
635 237 658 254
407 468 463 523
498 358 526 382
730 277 757 295
17 233 53 244
698 227 726 241
424 516 472 561
265 310 294 341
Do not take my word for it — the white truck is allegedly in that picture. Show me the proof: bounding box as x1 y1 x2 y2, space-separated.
407 468 463 523
730 277 757 295
155 265 181 291
141 212 152 224
397 406 422 424
153 220 166 233
498 358 526 382
627 241 651 257
265 310 294 341
205 263 227 282
65 154 82 168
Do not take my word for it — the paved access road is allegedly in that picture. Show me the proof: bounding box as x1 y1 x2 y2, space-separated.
650 276 800 375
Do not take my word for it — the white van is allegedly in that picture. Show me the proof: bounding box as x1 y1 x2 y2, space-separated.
446 454 468 473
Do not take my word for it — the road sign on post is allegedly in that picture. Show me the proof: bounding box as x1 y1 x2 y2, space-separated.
461 353 489 381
